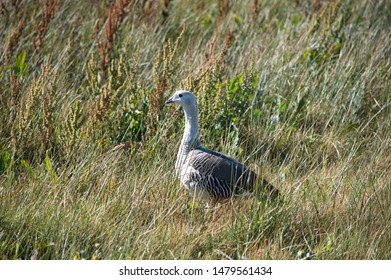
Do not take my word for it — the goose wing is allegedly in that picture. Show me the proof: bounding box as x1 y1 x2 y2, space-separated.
187 146 256 194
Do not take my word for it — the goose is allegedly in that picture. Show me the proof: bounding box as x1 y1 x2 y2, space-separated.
165 90 278 202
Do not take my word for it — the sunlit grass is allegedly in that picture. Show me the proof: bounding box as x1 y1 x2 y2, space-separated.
0 0 390 259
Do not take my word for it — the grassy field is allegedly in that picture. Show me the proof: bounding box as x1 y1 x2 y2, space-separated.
0 0 390 260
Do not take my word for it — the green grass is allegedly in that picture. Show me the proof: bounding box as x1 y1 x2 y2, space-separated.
0 0 390 259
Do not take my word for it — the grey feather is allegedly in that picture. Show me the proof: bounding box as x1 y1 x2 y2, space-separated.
187 147 256 194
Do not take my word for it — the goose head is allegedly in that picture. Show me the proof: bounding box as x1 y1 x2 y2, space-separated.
165 90 198 111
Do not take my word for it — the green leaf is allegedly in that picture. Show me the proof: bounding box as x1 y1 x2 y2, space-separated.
278 99 290 113
21 160 36 178
228 74 242 93
0 148 15 175
233 15 242 26
333 41 342 55
45 154 52 173
292 15 301 26
15 50 28 78
0 148 11 173
301 49 310 62
251 108 261 118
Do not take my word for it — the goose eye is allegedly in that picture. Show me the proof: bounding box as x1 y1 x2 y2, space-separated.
178 94 183 98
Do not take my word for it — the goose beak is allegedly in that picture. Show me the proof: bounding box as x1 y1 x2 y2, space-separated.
165 96 174 104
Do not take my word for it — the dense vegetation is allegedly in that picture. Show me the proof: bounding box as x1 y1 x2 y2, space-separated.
0 0 390 259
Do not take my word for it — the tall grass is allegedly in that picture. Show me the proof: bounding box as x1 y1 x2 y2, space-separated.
0 0 390 259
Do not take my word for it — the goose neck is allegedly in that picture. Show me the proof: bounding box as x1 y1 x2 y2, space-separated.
182 106 200 150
